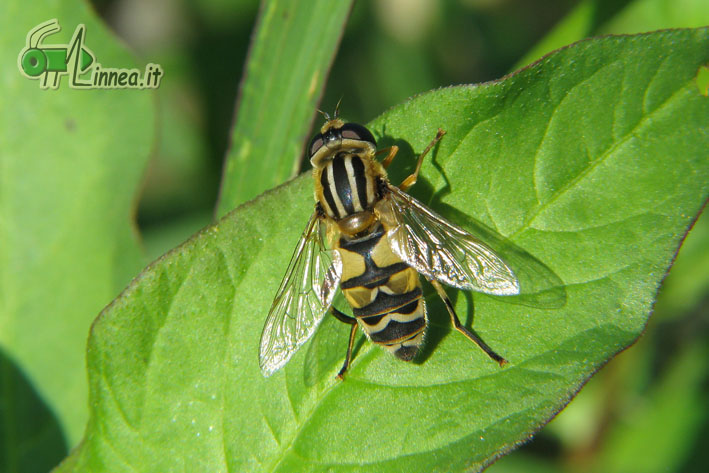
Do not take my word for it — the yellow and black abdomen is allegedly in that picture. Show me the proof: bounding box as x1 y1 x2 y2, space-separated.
336 224 427 361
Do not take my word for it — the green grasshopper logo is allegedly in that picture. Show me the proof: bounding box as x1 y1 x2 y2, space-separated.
18 19 95 89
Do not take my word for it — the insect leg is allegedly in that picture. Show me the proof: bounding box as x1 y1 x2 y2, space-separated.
428 279 508 366
332 308 358 379
377 146 400 169
399 129 446 191
332 307 356 324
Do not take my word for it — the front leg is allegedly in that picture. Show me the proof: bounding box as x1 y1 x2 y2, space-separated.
377 146 400 169
399 129 446 192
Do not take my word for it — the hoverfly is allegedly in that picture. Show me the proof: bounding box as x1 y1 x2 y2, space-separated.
259 108 520 378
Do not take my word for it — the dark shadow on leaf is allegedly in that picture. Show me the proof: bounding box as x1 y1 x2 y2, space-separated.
405 139 567 310
374 130 419 187
413 281 455 364
424 136 567 309
416 285 513 365
0 348 67 473
366 125 446 195
437 205 568 309
383 135 566 309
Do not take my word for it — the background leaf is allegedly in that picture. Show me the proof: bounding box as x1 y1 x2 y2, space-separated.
215 0 353 216
0 0 154 465
514 0 709 69
56 28 708 472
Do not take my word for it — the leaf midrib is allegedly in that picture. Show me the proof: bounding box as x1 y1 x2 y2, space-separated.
509 80 694 240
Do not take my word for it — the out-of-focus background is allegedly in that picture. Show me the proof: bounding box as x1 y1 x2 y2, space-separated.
86 0 708 471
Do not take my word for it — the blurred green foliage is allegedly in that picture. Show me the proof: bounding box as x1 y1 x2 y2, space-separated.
105 0 584 258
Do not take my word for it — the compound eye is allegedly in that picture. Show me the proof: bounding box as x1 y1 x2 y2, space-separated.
308 134 324 157
341 123 376 146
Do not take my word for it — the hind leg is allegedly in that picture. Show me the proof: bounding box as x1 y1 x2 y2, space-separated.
429 279 507 366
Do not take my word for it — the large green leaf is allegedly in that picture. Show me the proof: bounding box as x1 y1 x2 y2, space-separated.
57 28 708 471
216 0 353 216
0 0 154 463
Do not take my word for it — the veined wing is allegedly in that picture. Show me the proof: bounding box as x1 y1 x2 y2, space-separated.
259 210 342 376
381 185 519 295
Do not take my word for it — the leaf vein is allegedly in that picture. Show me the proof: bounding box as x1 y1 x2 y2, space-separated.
511 80 692 239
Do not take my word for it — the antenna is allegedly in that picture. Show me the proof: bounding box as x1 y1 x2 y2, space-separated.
316 108 331 121
333 97 343 118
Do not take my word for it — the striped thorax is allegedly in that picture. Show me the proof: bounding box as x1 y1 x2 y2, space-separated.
311 119 382 236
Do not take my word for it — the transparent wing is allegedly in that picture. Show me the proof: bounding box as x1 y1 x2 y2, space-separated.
259 210 342 376
381 185 519 295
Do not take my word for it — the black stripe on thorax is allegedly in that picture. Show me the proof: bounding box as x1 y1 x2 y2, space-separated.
321 153 372 219
332 154 354 215
319 168 338 217
350 154 369 209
